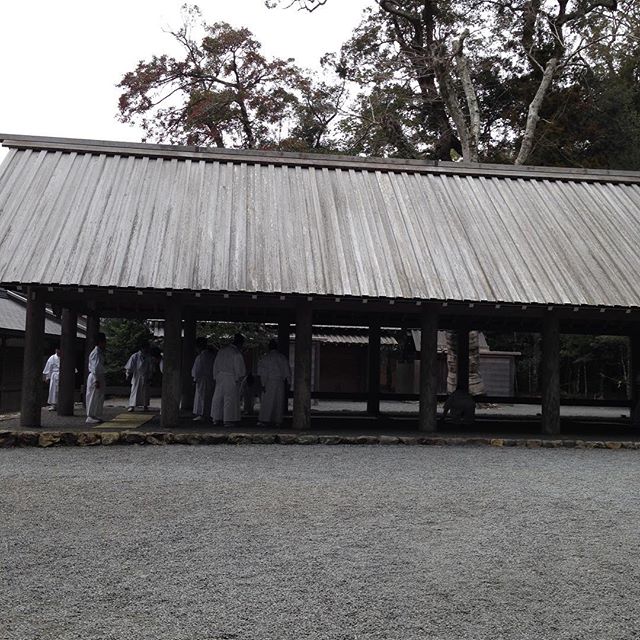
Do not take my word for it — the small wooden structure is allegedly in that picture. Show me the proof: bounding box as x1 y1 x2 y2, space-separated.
286 327 519 397
0 134 639 432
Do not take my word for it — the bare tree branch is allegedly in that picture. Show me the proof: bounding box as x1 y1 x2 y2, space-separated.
431 45 473 161
453 30 480 162
515 56 558 165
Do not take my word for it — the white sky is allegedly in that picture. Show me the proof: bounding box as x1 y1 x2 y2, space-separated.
0 0 370 161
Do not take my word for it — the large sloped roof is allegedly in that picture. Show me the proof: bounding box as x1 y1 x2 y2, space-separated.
1 134 639 308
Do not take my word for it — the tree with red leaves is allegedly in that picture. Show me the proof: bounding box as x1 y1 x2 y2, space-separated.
117 5 344 150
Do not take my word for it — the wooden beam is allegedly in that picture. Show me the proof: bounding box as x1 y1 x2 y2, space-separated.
419 308 439 432
631 331 640 427
542 315 561 435
180 316 196 411
367 322 381 416
161 305 182 428
20 287 45 427
34 286 640 336
292 302 312 431
57 308 77 416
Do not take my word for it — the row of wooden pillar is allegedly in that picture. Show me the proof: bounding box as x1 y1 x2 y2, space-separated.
361 310 563 435
154 306 306 430
20 296 340 430
18 288 639 433
169 304 563 434
20 288 98 426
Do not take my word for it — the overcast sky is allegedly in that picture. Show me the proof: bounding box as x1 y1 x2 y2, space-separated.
0 0 370 161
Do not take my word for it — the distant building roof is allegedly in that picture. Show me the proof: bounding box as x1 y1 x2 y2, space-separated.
1 135 639 308
148 318 517 354
147 319 399 345
0 289 85 337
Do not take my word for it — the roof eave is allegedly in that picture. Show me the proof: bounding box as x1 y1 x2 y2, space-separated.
2 133 640 184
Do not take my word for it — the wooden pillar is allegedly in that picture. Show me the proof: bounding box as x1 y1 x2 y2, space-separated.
457 326 470 392
21 287 46 427
630 332 640 427
630 332 640 403
278 318 291 412
0 337 5 410
180 316 196 411
161 305 182 428
541 314 561 435
292 301 312 431
419 308 439 432
367 322 381 415
278 318 290 357
57 308 77 416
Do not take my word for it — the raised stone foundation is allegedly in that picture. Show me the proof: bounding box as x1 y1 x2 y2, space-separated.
1 430 639 450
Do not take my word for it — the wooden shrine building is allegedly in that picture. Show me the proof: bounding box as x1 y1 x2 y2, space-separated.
0 134 639 433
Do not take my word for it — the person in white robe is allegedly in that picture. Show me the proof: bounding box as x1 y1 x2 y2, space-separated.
192 337 216 421
42 347 61 411
86 333 107 424
211 334 246 426
257 340 291 427
124 342 154 412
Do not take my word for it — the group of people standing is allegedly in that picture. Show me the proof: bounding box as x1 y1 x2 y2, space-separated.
43 332 145 424
76 331 291 426
84 334 158 424
192 334 291 427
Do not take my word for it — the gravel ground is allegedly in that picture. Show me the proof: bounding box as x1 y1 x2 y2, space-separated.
1 446 639 640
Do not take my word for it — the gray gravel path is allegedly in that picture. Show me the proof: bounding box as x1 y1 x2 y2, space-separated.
1 446 639 640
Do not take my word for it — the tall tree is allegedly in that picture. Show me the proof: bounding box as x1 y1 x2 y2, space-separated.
117 5 344 150
272 0 635 165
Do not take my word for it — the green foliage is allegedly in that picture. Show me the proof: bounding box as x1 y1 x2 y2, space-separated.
102 319 154 386
197 322 273 350
486 332 630 399
120 2 640 168
270 0 640 166
558 335 629 398
525 62 640 169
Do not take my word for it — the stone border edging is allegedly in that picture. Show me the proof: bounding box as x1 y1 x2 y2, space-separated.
0 430 639 450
